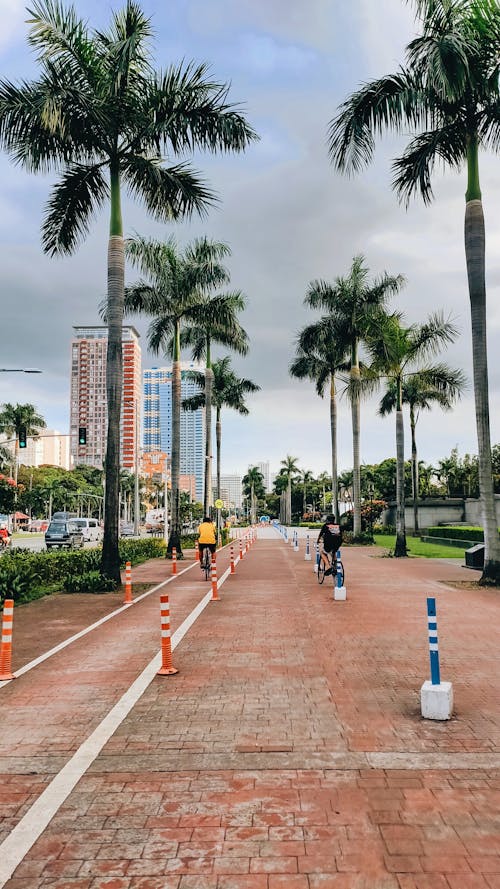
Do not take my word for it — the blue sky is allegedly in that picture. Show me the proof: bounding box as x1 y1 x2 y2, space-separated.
1 0 500 479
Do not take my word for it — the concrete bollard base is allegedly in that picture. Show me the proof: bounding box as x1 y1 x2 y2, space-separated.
334 586 347 600
304 553 312 561
420 680 453 720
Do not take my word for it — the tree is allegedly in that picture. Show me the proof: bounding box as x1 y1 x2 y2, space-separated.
180 293 249 515
305 257 404 537
279 455 300 525
183 356 260 503
328 0 500 581
0 403 46 486
242 466 265 524
367 311 460 555
379 364 465 531
0 1 256 581
123 235 231 557
290 317 348 519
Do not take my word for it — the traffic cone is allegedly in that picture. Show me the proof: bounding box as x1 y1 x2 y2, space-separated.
195 541 199 562
239 538 244 560
157 594 178 675
230 545 235 574
211 555 219 600
172 547 177 575
0 599 15 681
123 561 133 604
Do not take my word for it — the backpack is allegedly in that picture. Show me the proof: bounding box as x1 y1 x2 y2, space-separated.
323 522 341 552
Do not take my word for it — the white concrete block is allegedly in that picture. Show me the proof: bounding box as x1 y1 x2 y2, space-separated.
334 586 347 601
420 680 453 720
304 553 312 561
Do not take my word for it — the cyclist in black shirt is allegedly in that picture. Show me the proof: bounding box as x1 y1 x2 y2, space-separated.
317 514 343 576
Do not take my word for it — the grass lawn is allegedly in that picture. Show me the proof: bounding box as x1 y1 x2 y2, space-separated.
374 534 466 559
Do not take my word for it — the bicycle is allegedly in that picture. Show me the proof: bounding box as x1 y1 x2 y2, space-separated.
317 551 344 587
200 545 212 580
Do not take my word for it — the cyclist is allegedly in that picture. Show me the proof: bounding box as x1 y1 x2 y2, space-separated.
197 516 216 567
0 525 11 550
317 514 342 576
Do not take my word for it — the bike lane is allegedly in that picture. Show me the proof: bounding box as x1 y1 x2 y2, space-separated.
2 533 500 888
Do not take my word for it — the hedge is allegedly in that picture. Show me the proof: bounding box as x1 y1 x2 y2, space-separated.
425 526 488 543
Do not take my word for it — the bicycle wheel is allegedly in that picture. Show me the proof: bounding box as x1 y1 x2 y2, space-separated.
317 559 325 584
202 550 211 580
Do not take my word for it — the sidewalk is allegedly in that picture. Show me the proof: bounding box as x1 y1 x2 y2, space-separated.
1 532 499 888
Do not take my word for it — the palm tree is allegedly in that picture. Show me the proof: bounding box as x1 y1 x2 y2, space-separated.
183 356 260 502
290 317 348 519
180 294 249 515
279 455 300 525
0 1 256 582
328 0 500 580
123 235 231 557
379 365 466 532
242 466 265 525
305 257 405 537
367 311 460 556
299 469 315 519
0 403 46 484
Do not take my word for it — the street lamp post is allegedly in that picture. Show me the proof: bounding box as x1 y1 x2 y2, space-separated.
0 368 42 373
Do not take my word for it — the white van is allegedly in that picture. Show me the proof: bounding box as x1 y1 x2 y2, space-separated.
72 517 103 544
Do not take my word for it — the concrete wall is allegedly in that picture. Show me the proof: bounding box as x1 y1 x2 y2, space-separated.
464 496 500 526
382 496 500 530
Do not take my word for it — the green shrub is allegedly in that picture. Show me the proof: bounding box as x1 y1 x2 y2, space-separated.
426 526 486 542
63 571 118 593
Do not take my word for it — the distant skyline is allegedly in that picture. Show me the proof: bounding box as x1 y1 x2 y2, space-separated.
1 0 500 479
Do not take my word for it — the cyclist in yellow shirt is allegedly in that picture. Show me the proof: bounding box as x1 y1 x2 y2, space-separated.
198 516 216 566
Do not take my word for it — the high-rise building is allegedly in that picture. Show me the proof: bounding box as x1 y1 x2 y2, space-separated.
257 461 271 492
17 430 71 470
219 474 243 510
70 326 141 470
143 365 205 502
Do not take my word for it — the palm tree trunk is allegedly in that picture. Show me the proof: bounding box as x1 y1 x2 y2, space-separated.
203 338 213 516
351 348 361 537
101 163 124 583
465 182 500 582
286 477 291 525
167 320 182 557
330 375 339 520
394 377 407 557
410 404 419 534
216 407 222 501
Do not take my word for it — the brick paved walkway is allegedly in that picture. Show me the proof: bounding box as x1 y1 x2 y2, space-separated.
0 532 499 888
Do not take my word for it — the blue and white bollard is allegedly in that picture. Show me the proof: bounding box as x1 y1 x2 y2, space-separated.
314 542 319 573
293 530 299 552
284 527 288 543
333 549 347 600
304 534 312 561
420 597 453 720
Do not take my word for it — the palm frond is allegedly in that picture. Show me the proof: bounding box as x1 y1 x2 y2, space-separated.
103 0 153 94
123 154 216 222
182 393 205 412
41 162 108 255
392 123 465 205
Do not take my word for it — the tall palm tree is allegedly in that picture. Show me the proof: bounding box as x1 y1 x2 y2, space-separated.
180 294 249 515
0 403 46 484
379 364 466 532
328 0 500 581
367 311 460 556
123 235 231 557
183 356 260 502
279 455 300 525
305 257 405 537
290 317 348 519
0 1 256 581
242 466 265 525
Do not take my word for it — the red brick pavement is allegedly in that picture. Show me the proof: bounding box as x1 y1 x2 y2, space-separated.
1 533 499 888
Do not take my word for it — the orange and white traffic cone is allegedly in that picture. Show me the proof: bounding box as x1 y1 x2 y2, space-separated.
0 599 15 681
246 537 250 553
123 561 132 604
157 594 178 675
172 547 177 575
195 541 199 562
239 538 244 560
211 555 219 601
230 545 235 574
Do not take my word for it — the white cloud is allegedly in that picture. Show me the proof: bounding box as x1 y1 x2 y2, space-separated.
0 0 26 54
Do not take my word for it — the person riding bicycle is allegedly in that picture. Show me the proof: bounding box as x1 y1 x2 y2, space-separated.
198 516 216 566
0 525 11 550
317 514 342 576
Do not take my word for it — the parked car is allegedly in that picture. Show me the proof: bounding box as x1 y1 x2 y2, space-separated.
27 519 49 532
120 522 135 537
45 519 85 550
72 517 103 543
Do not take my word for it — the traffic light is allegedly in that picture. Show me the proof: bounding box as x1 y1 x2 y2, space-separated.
19 426 27 448
78 427 87 445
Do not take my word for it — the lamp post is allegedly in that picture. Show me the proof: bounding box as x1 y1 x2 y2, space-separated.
368 484 374 538
0 368 42 373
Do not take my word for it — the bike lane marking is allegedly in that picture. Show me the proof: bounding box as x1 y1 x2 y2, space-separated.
0 561 233 888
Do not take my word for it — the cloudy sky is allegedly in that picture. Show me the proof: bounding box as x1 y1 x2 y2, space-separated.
1 0 500 479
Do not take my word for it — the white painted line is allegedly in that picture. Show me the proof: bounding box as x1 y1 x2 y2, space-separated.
0 572 226 888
